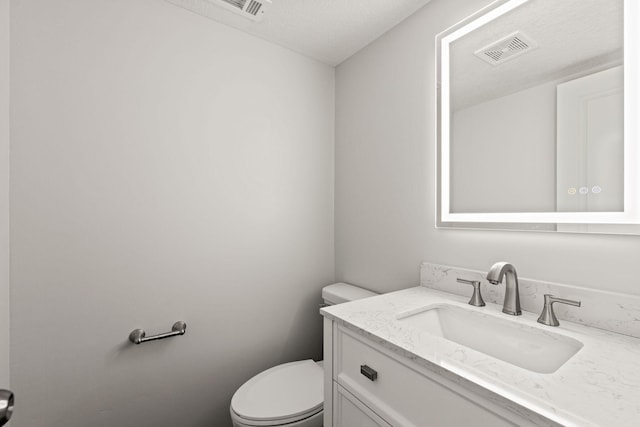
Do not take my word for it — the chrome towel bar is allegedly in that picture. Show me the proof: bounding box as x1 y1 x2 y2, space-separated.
129 321 187 344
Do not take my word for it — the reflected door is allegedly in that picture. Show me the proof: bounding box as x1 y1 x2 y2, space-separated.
556 66 624 213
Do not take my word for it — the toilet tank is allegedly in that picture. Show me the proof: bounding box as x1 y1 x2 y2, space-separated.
322 283 377 306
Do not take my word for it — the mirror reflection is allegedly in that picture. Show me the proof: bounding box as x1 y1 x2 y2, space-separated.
437 0 640 233
450 0 623 214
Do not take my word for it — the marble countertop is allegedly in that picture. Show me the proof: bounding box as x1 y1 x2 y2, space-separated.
321 286 640 427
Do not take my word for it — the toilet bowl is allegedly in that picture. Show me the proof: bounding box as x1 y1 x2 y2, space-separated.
229 283 377 427
230 360 324 427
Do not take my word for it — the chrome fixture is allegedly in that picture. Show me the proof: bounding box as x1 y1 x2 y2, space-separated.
0 389 14 426
486 262 521 315
456 278 485 307
129 321 187 345
537 294 581 327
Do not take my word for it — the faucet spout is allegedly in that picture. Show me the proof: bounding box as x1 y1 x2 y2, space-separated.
486 262 522 316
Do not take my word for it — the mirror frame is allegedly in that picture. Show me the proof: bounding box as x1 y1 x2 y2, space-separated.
436 0 640 225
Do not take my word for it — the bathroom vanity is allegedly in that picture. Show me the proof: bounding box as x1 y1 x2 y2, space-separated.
323 314 534 426
321 286 640 427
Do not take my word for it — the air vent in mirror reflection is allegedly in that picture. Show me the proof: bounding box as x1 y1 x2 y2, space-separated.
474 31 538 65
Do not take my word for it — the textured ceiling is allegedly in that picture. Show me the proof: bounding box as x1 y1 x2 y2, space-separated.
164 0 433 66
450 0 623 110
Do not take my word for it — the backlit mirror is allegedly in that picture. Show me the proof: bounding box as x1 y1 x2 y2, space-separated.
436 0 640 233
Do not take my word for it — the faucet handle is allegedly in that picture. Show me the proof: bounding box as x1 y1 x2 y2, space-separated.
456 278 486 307
537 294 581 327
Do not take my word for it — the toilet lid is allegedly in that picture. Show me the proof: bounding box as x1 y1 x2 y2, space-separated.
231 359 323 423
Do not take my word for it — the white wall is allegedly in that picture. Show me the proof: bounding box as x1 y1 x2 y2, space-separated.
452 81 557 213
10 0 334 426
0 0 9 390
335 0 640 296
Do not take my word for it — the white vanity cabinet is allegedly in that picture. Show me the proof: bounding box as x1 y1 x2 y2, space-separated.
334 383 392 427
323 318 533 427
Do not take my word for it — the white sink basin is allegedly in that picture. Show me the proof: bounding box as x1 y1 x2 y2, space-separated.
398 304 583 374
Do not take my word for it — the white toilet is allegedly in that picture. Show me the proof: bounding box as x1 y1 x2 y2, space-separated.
229 283 377 427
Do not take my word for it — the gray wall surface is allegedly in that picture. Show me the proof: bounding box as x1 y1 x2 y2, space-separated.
335 0 640 296
451 80 557 213
0 0 9 389
10 0 334 425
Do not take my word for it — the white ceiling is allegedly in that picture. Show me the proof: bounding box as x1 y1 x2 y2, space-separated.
450 0 623 110
164 0 433 66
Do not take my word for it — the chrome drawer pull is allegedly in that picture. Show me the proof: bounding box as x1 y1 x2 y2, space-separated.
360 364 378 381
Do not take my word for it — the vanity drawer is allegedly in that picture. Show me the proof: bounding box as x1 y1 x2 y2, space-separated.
335 326 517 427
334 383 392 427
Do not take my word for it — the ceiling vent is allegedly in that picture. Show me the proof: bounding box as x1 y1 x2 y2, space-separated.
166 0 272 22
217 0 270 21
474 31 538 65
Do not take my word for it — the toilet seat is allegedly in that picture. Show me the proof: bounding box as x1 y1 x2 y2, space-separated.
230 360 323 426
230 409 322 427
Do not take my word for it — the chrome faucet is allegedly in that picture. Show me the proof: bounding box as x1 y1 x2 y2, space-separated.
537 294 581 327
486 262 522 315
456 278 485 307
